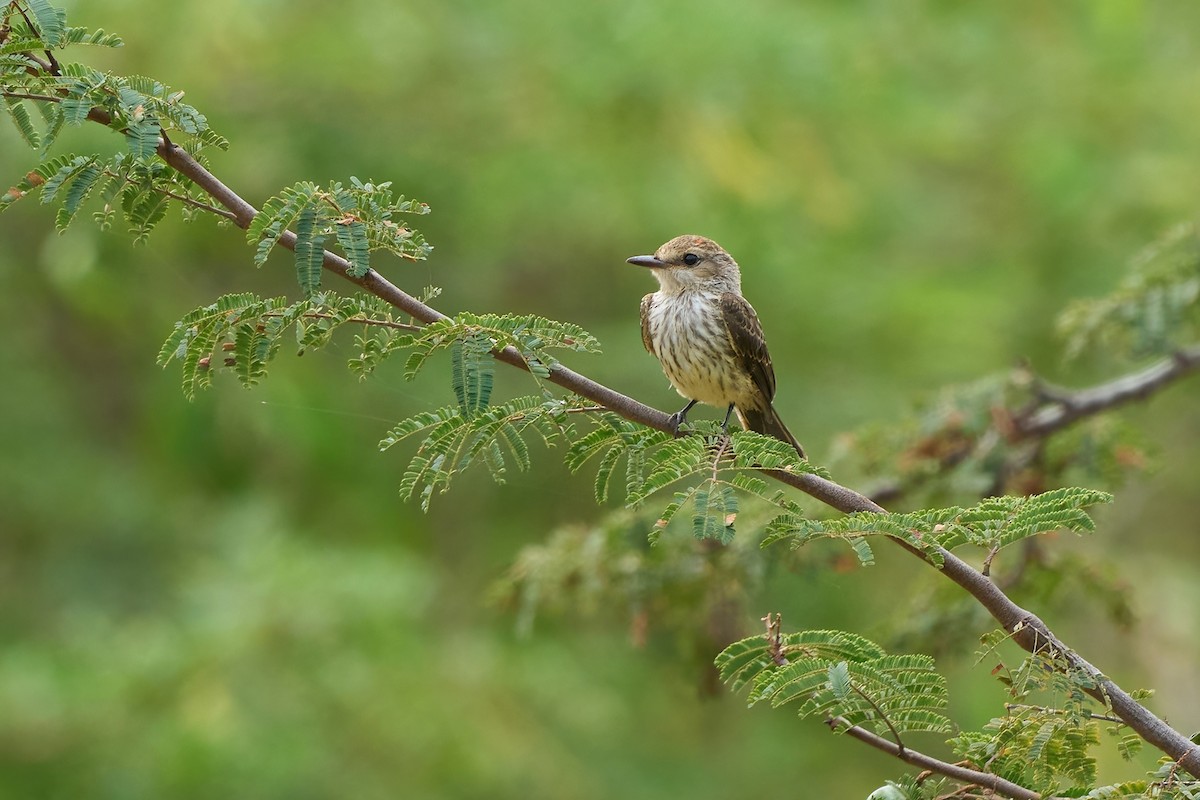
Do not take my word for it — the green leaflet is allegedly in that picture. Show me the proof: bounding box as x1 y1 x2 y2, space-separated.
4 96 40 148
293 202 325 295
573 426 820 543
25 0 67 47
450 332 495 419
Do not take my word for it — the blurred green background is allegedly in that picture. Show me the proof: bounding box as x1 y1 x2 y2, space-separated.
2 0 1199 797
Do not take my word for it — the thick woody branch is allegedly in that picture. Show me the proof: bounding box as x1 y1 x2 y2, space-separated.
825 716 1044 800
153 138 1200 779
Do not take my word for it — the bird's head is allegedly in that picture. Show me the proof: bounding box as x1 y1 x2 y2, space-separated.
627 235 742 295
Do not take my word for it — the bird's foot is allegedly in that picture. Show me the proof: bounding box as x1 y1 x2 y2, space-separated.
667 411 688 436
668 399 698 437
720 404 735 436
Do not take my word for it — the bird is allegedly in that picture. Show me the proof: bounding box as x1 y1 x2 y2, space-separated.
627 235 805 459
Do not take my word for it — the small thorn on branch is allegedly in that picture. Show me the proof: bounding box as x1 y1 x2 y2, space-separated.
762 612 789 665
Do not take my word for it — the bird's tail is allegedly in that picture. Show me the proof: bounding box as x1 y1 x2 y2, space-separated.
737 404 806 460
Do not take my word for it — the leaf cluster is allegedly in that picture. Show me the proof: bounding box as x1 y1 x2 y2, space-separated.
762 487 1112 566
1060 222 1200 362
568 421 825 543
382 396 576 511
717 628 952 739
2 3 231 240
947 633 1173 797
158 291 421 398
2 5 217 154
491 509 771 643
246 178 432 296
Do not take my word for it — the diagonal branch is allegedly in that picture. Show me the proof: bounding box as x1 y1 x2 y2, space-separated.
1017 346 1200 439
865 349 1200 505
826 716 1045 800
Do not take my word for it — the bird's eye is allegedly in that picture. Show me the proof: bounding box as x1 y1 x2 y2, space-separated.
683 253 700 266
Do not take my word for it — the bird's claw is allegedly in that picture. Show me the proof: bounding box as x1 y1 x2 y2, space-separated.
667 411 687 436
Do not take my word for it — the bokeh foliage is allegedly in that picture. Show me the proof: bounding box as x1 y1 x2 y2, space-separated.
3 1 1200 798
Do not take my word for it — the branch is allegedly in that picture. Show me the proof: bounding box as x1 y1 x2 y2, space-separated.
825 716 1045 800
864 348 1200 505
37 91 1200 780
1018 346 1200 438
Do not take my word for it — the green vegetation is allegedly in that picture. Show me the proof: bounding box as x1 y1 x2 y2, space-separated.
4 1 1200 798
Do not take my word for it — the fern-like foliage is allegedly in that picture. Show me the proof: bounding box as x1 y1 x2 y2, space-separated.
950 633 1183 797
370 312 605 498
2 2 229 241
399 311 601 381
763 487 1112 565
363 313 603 507
567 423 826 544
953 710 1100 795
159 291 607 504
1 146 225 239
2 23 226 159
246 178 432 295
1060 222 1200 361
158 291 423 398
717 628 952 740
381 396 578 511
565 413 674 504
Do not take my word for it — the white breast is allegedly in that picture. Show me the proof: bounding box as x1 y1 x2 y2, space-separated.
646 291 759 409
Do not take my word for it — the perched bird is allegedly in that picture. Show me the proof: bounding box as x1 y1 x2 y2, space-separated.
628 235 805 459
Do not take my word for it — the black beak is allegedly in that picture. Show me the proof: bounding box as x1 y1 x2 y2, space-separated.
627 255 667 269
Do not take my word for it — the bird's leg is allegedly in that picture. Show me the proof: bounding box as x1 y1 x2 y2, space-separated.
720 404 735 435
667 399 698 436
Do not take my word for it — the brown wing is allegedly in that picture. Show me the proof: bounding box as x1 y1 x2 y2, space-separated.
719 292 776 402
640 293 656 356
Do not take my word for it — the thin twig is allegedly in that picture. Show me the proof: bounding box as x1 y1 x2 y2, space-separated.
711 434 732 483
1004 703 1124 725
981 543 1001 578
825 716 1043 800
99 168 237 221
864 349 1200 506
1 90 61 103
260 310 423 333
848 682 906 753
10 3 57 74
561 405 606 414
